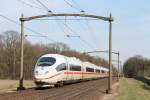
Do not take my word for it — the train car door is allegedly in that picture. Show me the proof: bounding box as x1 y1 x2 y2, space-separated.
81 63 84 80
64 57 69 81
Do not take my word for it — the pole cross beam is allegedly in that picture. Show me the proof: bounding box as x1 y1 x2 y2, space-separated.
18 13 114 94
20 13 113 22
85 50 119 55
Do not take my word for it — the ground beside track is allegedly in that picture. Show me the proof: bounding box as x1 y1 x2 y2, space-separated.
0 80 35 93
0 78 117 100
113 78 150 100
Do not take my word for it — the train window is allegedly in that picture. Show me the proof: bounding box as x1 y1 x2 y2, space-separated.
96 69 100 73
37 57 56 66
101 70 105 73
56 63 67 71
86 67 94 72
70 65 81 71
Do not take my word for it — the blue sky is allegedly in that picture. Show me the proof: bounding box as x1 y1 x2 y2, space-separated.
0 0 150 64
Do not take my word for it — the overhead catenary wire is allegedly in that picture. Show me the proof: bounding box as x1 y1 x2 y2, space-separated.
25 34 47 37
35 0 52 12
69 16 99 50
61 0 98 50
59 19 97 50
0 14 55 42
63 0 80 11
67 0 99 50
0 19 10 31
34 0 97 50
28 0 42 7
51 16 97 50
71 0 84 12
17 0 87 49
16 0 46 12
51 16 92 50
16 0 97 50
69 0 97 41
52 18 86 51
84 18 99 48
21 0 86 50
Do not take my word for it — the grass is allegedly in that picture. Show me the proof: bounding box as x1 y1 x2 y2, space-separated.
0 80 35 92
114 78 150 100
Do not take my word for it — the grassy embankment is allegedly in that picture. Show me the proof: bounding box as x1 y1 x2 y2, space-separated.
0 80 35 92
114 78 150 100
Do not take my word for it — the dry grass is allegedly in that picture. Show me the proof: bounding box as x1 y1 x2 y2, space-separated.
114 78 150 100
0 80 35 92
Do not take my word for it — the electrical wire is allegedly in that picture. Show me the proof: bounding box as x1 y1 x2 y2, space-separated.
30 0 83 48
0 14 55 42
17 0 97 50
28 0 42 7
35 17 99 50
71 0 84 12
84 18 99 48
35 1 96 50
25 34 47 37
58 19 97 50
52 19 86 51
16 0 46 12
35 0 52 12
63 0 80 11
68 0 99 50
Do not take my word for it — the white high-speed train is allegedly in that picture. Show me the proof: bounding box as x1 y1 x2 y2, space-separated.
33 54 108 87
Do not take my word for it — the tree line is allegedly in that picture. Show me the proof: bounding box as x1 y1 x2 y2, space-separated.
123 55 150 78
0 30 115 79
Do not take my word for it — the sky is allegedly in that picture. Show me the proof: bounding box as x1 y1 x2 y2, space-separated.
0 0 150 65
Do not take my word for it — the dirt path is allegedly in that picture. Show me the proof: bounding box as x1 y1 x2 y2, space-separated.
101 81 119 100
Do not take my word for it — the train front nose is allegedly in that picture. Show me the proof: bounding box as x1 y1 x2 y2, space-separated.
34 66 50 79
34 56 57 87
34 67 52 86
34 67 49 75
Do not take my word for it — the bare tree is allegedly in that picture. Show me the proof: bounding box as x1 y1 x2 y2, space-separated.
0 30 111 79
1 31 20 79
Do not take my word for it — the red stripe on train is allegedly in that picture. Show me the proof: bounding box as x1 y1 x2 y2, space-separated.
64 72 97 75
35 71 104 80
35 73 61 80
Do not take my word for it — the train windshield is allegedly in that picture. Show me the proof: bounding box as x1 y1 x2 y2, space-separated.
37 57 56 66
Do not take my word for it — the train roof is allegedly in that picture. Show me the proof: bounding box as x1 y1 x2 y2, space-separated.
40 54 108 70
100 67 109 71
41 54 67 58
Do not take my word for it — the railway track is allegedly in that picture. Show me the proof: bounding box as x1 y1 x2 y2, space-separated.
0 78 117 100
